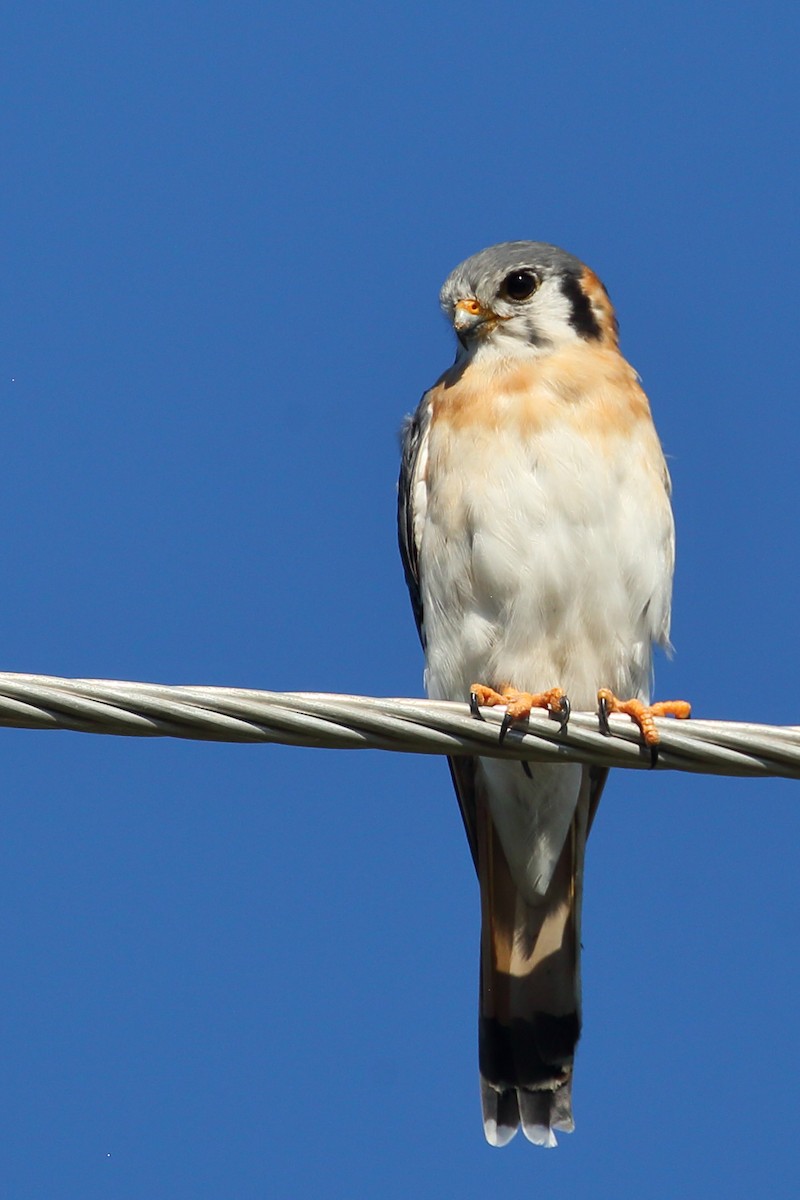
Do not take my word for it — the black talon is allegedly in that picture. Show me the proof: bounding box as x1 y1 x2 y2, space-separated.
553 695 571 732
521 760 533 779
469 691 485 721
499 712 514 744
649 743 659 769
598 695 610 736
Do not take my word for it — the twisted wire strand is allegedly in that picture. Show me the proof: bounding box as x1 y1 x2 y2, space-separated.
0 671 797 779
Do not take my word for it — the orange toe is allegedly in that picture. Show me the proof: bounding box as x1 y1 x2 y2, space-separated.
469 683 570 741
469 683 508 711
597 688 691 746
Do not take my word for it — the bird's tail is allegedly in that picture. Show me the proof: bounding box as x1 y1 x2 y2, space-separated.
477 770 592 1147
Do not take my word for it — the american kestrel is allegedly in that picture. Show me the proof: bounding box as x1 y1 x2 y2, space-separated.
398 242 689 1147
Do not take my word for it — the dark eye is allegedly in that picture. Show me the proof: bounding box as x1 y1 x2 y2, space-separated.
501 270 539 302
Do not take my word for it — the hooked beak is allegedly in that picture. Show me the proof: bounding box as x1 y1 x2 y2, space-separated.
453 296 490 334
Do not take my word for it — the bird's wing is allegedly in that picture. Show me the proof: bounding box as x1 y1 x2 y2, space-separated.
397 401 428 647
398 395 480 864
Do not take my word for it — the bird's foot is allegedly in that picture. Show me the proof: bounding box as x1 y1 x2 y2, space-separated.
597 689 691 765
469 684 570 744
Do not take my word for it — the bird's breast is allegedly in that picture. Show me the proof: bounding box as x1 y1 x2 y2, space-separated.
417 349 673 709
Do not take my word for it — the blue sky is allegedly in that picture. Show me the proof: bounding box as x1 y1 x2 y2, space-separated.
1 3 799 1197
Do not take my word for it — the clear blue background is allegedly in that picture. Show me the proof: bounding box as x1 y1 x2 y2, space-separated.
1 3 798 1197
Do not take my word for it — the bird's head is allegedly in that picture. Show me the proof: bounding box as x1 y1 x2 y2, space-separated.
439 241 619 362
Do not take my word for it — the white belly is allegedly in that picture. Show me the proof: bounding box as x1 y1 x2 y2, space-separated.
419 415 673 712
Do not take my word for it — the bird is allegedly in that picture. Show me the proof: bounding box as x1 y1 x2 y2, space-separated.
397 241 689 1147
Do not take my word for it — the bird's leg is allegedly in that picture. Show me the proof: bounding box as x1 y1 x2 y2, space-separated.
469 683 570 744
597 688 691 765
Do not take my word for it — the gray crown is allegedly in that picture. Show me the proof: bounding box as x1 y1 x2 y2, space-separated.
440 241 587 312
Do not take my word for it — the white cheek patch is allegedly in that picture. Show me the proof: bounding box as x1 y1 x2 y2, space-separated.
468 277 582 363
523 276 578 345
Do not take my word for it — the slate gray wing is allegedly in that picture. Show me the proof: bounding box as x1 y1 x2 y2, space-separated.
397 396 482 865
397 404 426 647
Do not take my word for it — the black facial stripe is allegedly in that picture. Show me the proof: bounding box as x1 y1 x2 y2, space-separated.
560 274 602 340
